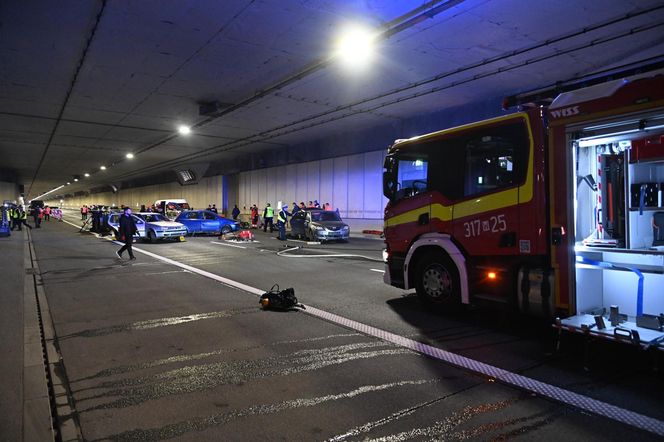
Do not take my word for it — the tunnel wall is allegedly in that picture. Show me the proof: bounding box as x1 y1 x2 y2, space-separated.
0 181 19 203
237 150 387 221
47 176 224 212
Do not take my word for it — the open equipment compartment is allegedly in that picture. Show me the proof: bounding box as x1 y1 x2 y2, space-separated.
551 75 664 349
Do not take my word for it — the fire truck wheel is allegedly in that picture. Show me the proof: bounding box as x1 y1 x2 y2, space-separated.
415 252 460 307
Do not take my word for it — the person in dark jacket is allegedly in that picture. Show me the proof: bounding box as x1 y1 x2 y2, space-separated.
231 205 240 220
277 204 290 240
33 206 42 228
116 207 138 260
263 203 274 232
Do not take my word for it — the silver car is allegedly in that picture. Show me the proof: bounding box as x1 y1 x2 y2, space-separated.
135 213 188 243
289 209 350 242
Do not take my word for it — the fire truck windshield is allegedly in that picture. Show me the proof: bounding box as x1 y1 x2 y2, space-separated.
383 154 428 201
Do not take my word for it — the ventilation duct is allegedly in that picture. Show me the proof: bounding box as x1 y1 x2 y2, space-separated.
173 163 209 186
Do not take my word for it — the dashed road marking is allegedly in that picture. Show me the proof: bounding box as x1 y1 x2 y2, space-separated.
210 241 247 249
369 268 385 273
145 270 191 276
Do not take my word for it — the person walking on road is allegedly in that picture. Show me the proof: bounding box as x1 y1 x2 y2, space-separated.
116 207 137 260
18 207 32 230
263 203 274 232
33 206 42 228
9 206 19 231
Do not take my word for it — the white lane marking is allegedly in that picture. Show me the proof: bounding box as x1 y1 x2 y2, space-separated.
145 270 191 276
62 217 262 294
62 218 89 230
210 241 247 249
303 306 664 437
370 269 385 273
59 216 664 436
130 246 264 296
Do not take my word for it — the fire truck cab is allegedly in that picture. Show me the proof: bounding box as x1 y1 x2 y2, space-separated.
383 72 664 346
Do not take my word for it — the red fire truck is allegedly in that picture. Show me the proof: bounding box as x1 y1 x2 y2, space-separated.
383 72 664 343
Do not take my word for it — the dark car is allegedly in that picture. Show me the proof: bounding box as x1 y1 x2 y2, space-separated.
175 210 240 235
29 199 45 210
289 209 350 242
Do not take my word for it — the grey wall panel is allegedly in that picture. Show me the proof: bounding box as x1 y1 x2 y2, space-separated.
347 154 365 219
319 158 334 208
306 161 320 204
257 169 266 208
296 163 308 202
363 151 384 219
333 156 348 218
236 150 385 219
250 171 259 207
273 166 285 206
286 164 298 205
0 181 19 203
239 173 247 209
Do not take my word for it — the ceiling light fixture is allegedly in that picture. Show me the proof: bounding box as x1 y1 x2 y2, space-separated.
178 125 191 135
74 178 79 182
66 182 71 185
84 173 90 177
335 25 376 70
100 165 106 170
126 153 134 159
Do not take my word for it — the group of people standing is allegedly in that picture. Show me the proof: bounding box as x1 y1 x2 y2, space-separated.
238 199 337 241
7 205 58 230
7 206 31 230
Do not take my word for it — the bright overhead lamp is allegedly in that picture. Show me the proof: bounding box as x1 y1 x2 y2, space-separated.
74 178 79 182
334 25 376 69
178 125 191 135
84 173 90 177
126 153 134 159
100 165 106 170
66 182 71 185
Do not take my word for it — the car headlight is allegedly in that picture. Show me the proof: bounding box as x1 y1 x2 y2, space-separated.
342 226 349 231
313 225 324 230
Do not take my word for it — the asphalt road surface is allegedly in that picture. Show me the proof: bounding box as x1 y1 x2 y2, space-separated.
24 212 664 441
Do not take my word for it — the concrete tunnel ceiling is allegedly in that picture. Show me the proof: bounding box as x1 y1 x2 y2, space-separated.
1 0 664 200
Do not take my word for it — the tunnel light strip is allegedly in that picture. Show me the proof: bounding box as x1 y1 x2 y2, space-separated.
31 185 65 201
57 213 664 436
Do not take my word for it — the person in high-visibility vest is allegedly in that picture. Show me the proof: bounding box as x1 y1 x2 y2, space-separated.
11 207 22 231
263 203 274 233
9 206 18 230
19 207 32 230
277 204 290 241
